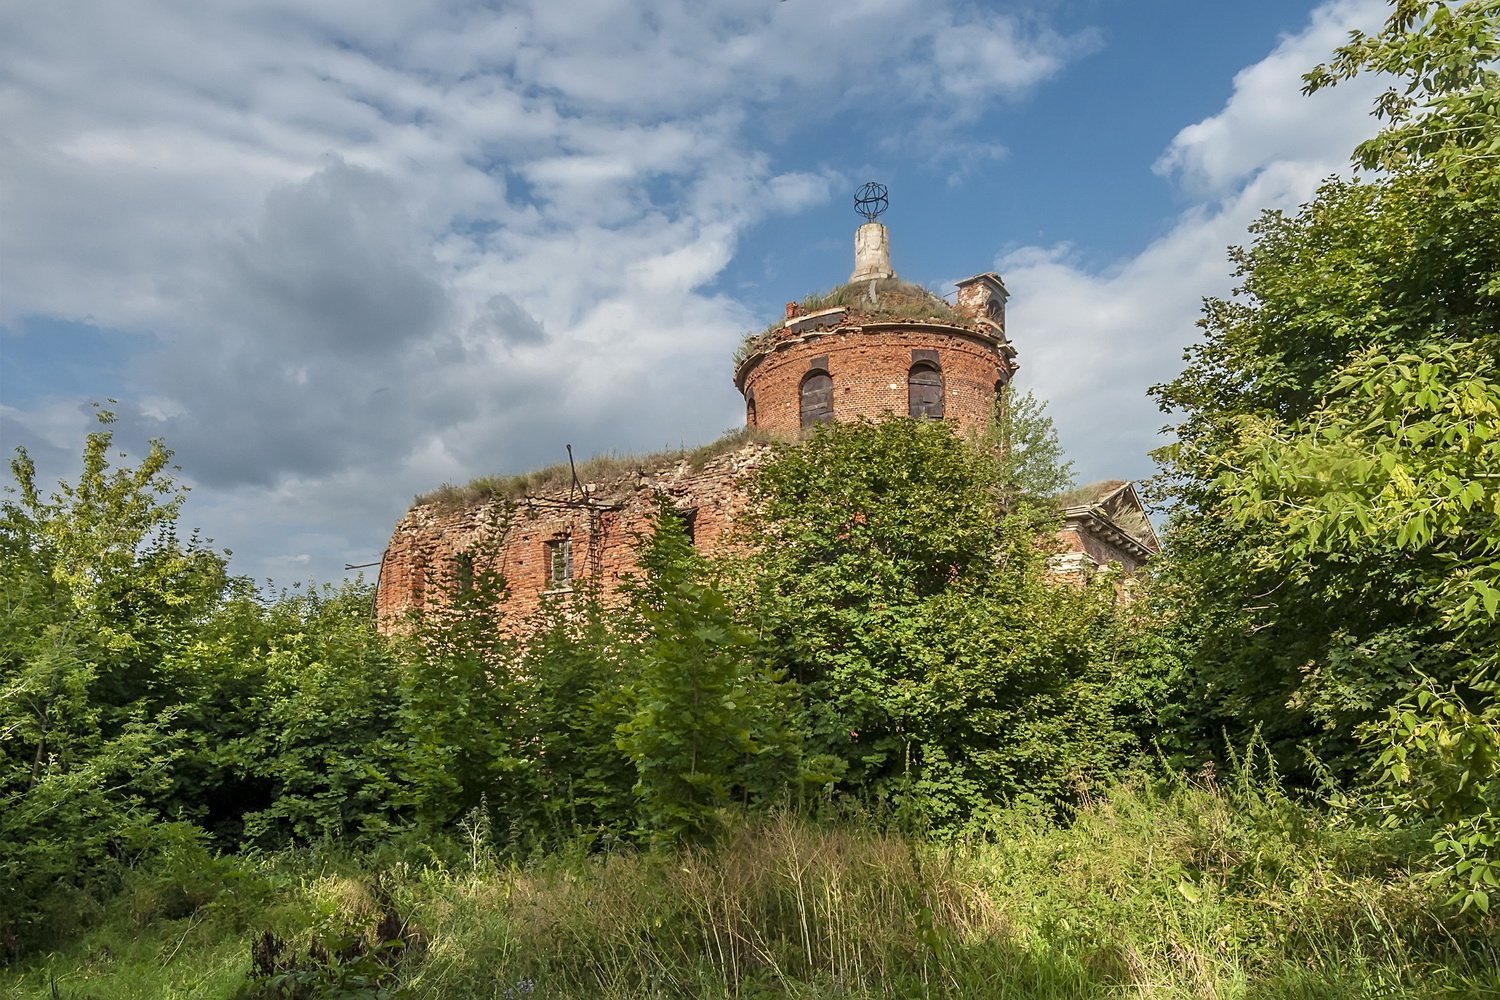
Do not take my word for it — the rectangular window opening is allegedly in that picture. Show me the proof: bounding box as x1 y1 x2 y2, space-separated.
673 507 699 546
546 537 573 590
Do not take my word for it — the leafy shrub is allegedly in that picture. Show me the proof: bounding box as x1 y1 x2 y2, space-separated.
737 418 1136 828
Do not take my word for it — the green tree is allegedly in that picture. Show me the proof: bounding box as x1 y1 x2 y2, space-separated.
1222 337 1500 908
1153 0 1500 904
617 504 804 844
740 418 1125 828
503 591 637 849
394 506 525 833
991 387 1075 508
1151 171 1493 771
0 411 228 954
1152 0 1500 768
217 582 413 849
1303 0 1500 180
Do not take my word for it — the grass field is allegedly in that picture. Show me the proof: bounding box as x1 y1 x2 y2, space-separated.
8 770 1496 999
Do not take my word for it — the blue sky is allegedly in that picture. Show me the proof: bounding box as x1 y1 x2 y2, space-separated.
0 0 1388 585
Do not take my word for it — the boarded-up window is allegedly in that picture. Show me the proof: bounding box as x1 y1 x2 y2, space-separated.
546 538 572 589
800 371 832 428
908 362 944 419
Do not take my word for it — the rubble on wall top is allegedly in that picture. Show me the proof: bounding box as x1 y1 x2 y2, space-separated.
734 278 971 371
412 426 776 514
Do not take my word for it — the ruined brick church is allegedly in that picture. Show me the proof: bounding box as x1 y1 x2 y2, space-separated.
375 204 1158 629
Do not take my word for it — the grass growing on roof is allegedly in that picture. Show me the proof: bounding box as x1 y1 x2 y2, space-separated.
415 425 776 512
734 278 968 370
1058 479 1155 543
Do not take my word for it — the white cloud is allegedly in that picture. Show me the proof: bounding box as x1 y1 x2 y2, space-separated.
1006 164 1336 478
1004 0 1389 487
928 14 1098 102
1 0 1394 582
1153 0 1387 196
0 0 1097 581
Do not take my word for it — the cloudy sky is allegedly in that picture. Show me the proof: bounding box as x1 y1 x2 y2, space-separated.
1 0 1388 586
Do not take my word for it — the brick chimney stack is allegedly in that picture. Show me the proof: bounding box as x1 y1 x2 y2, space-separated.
954 273 1009 332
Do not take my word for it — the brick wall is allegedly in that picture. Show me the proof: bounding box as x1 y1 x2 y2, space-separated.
377 442 1155 634
375 445 770 632
376 263 1157 633
738 323 1013 438
1054 522 1147 573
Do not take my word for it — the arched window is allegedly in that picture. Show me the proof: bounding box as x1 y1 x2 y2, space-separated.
908 362 944 419
800 370 832 428
745 391 757 428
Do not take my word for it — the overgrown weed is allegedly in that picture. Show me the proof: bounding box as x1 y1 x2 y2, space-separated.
416 426 775 512
6 778 1496 999
734 279 969 370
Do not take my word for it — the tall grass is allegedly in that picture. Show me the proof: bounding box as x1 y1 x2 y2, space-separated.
9 772 1496 999
416 426 774 512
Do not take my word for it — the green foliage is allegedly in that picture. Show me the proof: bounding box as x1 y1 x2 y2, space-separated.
236 913 416 1000
496 593 637 850
1378 686 1500 913
616 504 804 844
740 418 1128 827
1153 0 1500 905
217 585 412 850
1304 0 1500 182
10 780 1496 999
1223 342 1500 678
1 410 229 955
1152 133 1500 774
747 418 1009 598
988 387 1075 507
116 820 272 927
393 507 522 833
2 413 444 952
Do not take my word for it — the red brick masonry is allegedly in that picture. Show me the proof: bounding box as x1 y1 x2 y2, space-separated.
377 270 1155 630
376 446 769 631
738 323 1013 438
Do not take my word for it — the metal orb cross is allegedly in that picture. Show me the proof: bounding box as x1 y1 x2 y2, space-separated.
854 181 888 222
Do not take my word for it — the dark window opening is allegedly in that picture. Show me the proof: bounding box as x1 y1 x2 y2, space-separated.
800 370 833 428
672 507 699 546
745 392 757 428
454 552 474 595
908 362 944 419
546 537 573 590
